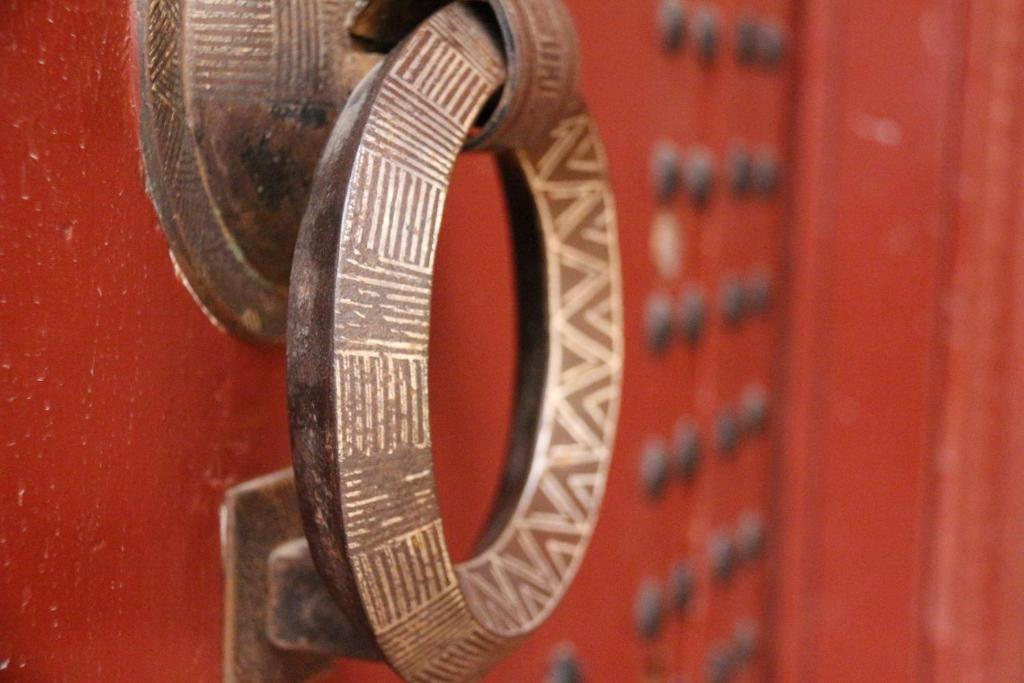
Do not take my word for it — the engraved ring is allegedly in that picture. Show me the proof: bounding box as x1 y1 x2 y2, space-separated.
287 4 623 680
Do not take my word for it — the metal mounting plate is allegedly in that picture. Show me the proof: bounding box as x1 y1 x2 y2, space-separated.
222 469 381 683
222 470 331 681
137 0 380 342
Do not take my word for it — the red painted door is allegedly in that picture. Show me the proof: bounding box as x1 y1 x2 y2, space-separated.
2 1 1022 681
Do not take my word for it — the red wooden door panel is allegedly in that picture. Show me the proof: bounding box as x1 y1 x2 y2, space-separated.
777 1 1024 682
776 0 958 679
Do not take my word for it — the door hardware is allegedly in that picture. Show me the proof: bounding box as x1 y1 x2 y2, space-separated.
137 0 579 342
288 3 621 677
139 0 622 680
138 0 384 342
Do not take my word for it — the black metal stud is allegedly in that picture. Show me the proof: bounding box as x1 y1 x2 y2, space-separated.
745 270 773 314
732 619 760 664
729 145 754 196
677 287 707 346
672 420 701 480
548 644 585 683
736 512 766 562
756 22 786 66
668 561 696 612
735 16 758 64
716 409 740 456
693 6 720 64
706 642 734 683
641 438 670 500
651 141 683 203
751 151 780 196
646 293 674 353
709 531 737 581
740 385 768 434
720 276 745 326
634 579 665 640
659 0 687 54
683 147 715 207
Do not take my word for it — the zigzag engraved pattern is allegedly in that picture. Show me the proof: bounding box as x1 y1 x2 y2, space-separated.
456 113 622 637
329 6 621 681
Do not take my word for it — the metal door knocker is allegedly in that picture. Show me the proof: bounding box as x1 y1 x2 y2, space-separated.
289 4 622 680
137 0 622 680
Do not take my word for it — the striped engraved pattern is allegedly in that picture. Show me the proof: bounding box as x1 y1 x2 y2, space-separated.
185 0 334 101
333 8 513 681
377 586 511 682
273 0 320 97
146 0 188 187
516 0 579 100
470 0 580 149
456 112 623 636
349 520 456 620
335 352 429 464
328 6 621 680
148 0 211 200
335 261 432 353
187 0 276 98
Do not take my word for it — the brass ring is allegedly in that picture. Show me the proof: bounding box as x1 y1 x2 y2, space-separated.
288 4 623 680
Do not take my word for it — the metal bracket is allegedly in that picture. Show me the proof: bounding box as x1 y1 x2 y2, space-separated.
266 538 381 660
221 470 381 683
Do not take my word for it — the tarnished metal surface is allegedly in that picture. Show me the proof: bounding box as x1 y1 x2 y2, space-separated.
222 469 336 682
350 0 582 152
287 3 622 679
464 0 581 151
266 536 382 659
349 0 450 48
137 0 380 342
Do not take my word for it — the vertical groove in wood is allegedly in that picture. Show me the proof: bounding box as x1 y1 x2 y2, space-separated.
927 0 1024 679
